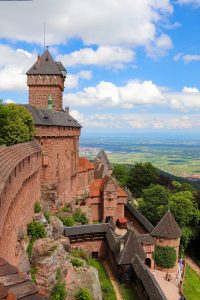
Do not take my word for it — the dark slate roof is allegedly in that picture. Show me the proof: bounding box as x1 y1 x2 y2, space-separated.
106 227 120 254
64 223 109 236
126 202 154 233
132 255 167 300
24 105 81 128
115 231 146 265
96 150 112 170
151 211 181 239
137 234 155 245
26 49 66 75
0 258 45 299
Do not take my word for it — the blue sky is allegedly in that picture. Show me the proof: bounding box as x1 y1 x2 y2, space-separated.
1 0 200 134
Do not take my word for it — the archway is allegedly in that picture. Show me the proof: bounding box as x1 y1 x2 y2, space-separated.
145 258 151 268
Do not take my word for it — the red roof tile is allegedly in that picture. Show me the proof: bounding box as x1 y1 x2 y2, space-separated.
79 157 94 173
89 177 127 198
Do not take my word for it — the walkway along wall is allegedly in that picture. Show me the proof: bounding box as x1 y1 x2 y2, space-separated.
0 141 41 266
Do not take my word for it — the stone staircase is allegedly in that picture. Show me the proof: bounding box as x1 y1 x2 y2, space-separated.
0 258 47 299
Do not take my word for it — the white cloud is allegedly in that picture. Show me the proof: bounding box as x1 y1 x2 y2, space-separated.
69 110 194 130
65 70 93 89
57 47 134 68
0 0 172 53
4 99 15 104
182 87 199 93
64 80 200 113
176 0 200 6
0 44 36 91
174 53 200 63
146 34 173 58
64 80 164 108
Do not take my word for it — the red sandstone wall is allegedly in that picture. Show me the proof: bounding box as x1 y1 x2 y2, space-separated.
27 75 64 111
35 126 80 208
71 240 107 258
0 141 41 266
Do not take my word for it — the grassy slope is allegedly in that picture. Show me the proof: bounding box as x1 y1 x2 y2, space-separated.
87 259 117 300
119 284 139 300
183 265 200 300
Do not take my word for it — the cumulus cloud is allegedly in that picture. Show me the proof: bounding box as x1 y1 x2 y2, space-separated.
174 53 200 63
0 43 93 91
0 44 36 91
70 110 194 130
176 0 200 6
64 80 164 108
57 47 134 69
65 70 93 89
146 34 173 58
64 80 200 113
0 0 172 53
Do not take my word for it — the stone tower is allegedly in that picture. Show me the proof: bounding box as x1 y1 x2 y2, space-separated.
26 49 66 111
26 50 81 210
151 211 182 272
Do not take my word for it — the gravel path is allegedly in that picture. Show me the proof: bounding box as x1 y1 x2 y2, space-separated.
103 261 124 300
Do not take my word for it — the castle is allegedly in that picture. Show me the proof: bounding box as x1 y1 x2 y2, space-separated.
0 50 182 300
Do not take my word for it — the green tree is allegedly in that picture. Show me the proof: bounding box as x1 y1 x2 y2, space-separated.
170 191 200 252
128 162 159 197
139 184 169 225
113 164 130 187
172 181 194 193
154 246 176 269
0 103 35 146
75 288 94 300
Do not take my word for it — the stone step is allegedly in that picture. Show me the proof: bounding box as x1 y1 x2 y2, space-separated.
0 274 27 287
0 264 18 276
0 283 8 298
8 280 38 299
20 293 45 300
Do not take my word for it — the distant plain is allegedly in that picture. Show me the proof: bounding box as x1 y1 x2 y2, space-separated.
80 132 200 177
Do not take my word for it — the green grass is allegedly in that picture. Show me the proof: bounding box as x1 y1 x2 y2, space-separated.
183 265 200 300
87 259 117 300
119 284 139 300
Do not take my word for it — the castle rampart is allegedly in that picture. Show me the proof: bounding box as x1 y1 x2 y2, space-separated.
0 141 41 265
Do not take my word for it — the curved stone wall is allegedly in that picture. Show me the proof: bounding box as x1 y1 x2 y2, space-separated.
0 141 41 266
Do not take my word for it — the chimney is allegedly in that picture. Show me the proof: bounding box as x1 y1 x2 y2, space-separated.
65 106 69 114
120 239 125 253
37 54 41 66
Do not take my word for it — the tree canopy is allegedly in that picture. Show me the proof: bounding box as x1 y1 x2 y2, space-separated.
113 164 130 187
139 184 169 225
0 102 35 146
127 162 159 197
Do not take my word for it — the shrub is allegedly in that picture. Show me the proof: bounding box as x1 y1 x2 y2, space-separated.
27 220 46 240
59 216 75 227
44 212 50 223
30 267 37 283
51 269 67 300
153 245 176 269
34 202 42 213
71 249 89 261
62 204 70 212
27 220 47 257
75 288 94 300
73 209 88 225
71 257 84 267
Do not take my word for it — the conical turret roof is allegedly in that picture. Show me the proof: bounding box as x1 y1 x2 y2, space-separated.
151 211 181 239
26 49 66 75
